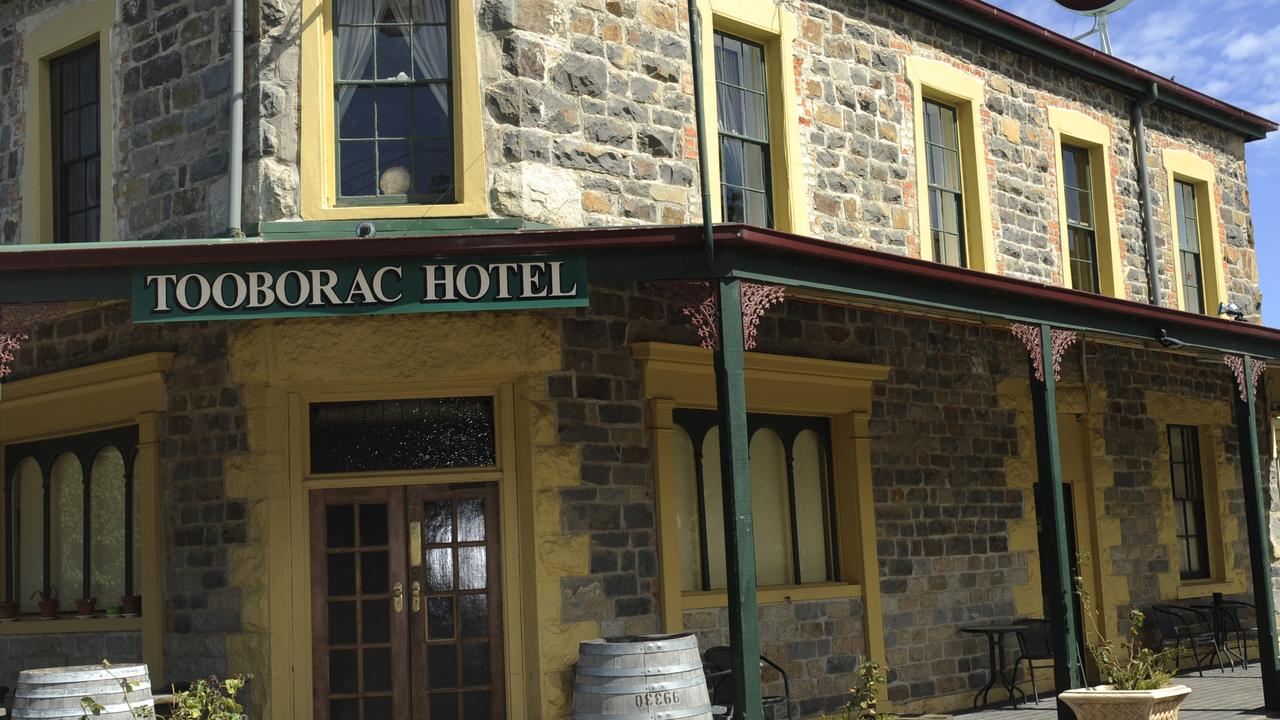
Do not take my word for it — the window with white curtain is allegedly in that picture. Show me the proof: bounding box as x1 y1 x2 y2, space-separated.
3 426 141 614
673 409 837 592
333 0 454 203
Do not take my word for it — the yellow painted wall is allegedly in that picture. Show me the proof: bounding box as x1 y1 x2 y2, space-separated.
223 313 591 720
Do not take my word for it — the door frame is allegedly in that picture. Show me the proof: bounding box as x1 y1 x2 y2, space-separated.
278 379 530 720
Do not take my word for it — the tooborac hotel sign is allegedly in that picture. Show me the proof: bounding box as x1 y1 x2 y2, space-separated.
131 257 587 323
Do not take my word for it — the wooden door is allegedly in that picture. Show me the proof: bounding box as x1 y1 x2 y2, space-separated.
407 483 505 720
311 487 412 720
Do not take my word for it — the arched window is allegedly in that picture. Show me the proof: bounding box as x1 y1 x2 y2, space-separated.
3 425 139 615
673 410 838 592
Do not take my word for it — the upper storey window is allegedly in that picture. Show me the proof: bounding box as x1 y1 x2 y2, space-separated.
52 44 101 243
334 0 453 204
1062 146 1098 293
300 0 484 219
1047 107 1123 297
714 32 772 228
924 100 965 267
1161 150 1225 315
905 58 995 272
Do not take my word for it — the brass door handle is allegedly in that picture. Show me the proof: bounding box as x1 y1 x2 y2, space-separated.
393 582 404 613
411 580 421 612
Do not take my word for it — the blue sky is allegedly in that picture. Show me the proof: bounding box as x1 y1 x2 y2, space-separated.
985 0 1280 323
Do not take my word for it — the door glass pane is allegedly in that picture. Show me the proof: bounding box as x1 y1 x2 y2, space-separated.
330 650 358 693
459 594 487 638
426 500 453 544
361 551 389 593
327 505 356 548
458 546 486 590
426 548 453 591
328 553 357 596
429 693 458 720
427 644 458 688
331 699 358 720
363 647 392 691
364 697 392 720
330 601 358 645
360 503 389 546
460 642 491 686
363 598 391 643
428 596 455 639
457 498 485 541
462 692 490 719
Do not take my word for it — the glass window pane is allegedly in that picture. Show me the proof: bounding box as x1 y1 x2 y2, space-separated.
674 427 702 592
416 0 448 23
412 25 450 80
412 139 453 197
720 137 744 187
336 26 375 81
742 142 767 193
376 86 411 138
310 397 496 473
792 430 830 584
413 85 450 138
701 427 727 590
378 139 412 195
744 189 769 227
375 25 412 80
52 453 85 603
89 447 126 603
749 429 792 586
339 87 375 139
335 0 374 25
339 140 377 197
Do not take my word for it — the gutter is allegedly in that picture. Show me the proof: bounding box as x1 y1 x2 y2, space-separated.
1132 83 1161 306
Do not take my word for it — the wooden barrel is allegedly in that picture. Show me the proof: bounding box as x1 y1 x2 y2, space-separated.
11 665 154 720
573 634 712 720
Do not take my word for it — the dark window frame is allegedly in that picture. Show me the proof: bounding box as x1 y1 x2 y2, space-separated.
1168 424 1211 581
1062 144 1101 294
714 31 774 229
923 98 966 268
2 424 139 606
50 42 101 244
332 0 455 205
672 408 839 592
1175 179 1206 314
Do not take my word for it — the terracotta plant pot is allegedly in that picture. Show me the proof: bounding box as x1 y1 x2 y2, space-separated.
0 601 16 619
1059 684 1191 720
121 594 141 615
37 598 59 618
75 597 97 615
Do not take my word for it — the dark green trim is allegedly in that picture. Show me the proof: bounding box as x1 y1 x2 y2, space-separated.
713 278 764 720
1235 355 1280 709
257 218 550 241
1027 324 1084 716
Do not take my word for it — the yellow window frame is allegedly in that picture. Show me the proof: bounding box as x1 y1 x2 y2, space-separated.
695 0 809 234
905 57 996 272
0 352 171 682
634 341 888 660
298 0 487 220
1047 108 1124 298
1162 149 1227 314
20 0 117 244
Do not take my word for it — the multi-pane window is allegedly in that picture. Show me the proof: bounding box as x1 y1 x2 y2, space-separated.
1175 180 1205 314
673 409 837 592
334 0 453 203
51 43 100 243
3 426 141 613
924 100 965 267
1168 425 1210 580
714 32 772 228
1062 145 1100 293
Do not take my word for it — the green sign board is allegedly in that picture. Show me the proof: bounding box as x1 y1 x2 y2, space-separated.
131 256 588 323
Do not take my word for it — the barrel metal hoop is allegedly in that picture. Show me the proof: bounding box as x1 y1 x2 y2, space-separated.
573 704 712 720
572 676 708 695
575 663 704 677
11 700 153 719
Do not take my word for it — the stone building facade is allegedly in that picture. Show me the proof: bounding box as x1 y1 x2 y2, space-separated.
0 0 1275 718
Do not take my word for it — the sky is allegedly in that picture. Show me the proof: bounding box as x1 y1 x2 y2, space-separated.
984 0 1280 323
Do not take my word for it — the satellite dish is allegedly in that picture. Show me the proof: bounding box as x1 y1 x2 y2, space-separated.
1054 0 1136 54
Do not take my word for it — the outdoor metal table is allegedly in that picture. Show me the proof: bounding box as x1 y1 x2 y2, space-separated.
961 624 1028 708
1192 599 1254 670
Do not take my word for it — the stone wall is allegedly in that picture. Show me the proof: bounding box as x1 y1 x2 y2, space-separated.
0 631 142 692
7 304 251 686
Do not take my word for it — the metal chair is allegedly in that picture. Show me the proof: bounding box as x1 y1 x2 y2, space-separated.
1151 604 1223 675
1214 601 1257 670
703 646 792 720
1011 619 1055 703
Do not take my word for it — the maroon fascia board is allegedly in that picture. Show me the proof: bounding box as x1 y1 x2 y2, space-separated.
3 223 1280 345
896 0 1278 134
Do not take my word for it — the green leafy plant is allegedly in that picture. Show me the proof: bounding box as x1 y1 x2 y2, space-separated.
1074 555 1177 691
821 657 896 720
78 660 249 720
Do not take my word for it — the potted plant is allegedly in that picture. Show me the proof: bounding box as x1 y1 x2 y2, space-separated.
0 598 16 620
120 593 141 615
1059 566 1188 720
821 656 895 720
32 588 58 618
75 596 97 616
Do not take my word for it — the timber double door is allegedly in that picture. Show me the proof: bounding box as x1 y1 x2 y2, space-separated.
311 484 504 720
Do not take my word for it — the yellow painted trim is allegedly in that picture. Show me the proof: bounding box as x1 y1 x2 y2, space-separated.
695 0 810 233
0 616 143 634
905 57 995 272
1175 580 1238 600
298 0 487 219
19 0 117 244
0 358 168 685
637 341 889 669
1047 108 1124 298
1162 149 1227 314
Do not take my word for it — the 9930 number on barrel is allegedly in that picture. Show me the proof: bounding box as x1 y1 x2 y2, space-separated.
573 634 712 720
635 690 682 708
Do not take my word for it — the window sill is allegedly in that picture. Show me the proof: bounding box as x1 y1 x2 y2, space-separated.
0 615 143 635
301 197 489 222
681 582 863 609
1175 580 1240 600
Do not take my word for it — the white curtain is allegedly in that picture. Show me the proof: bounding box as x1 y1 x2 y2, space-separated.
385 0 450 117
336 0 376 119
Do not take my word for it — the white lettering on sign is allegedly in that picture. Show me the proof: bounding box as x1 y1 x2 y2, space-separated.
141 260 581 317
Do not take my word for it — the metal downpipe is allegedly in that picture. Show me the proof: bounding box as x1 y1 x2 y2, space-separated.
228 0 245 237
686 0 716 266
1132 82 1159 305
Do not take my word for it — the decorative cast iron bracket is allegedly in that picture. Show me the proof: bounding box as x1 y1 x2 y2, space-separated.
1224 354 1267 402
0 303 65 381
660 281 786 351
1010 322 1080 383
